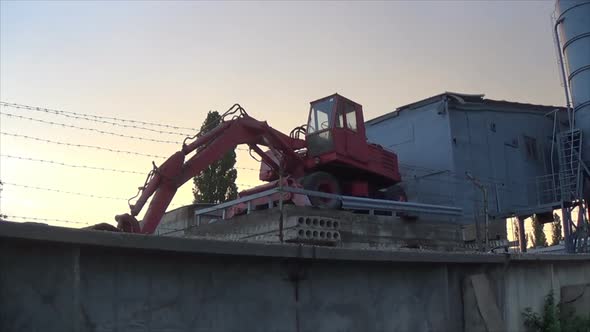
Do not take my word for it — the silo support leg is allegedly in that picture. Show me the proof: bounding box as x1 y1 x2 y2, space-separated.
517 216 527 253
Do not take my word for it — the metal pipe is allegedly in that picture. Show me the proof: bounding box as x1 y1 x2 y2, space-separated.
466 172 489 251
194 186 463 219
554 12 580 212
554 17 574 127
549 109 558 194
561 203 574 252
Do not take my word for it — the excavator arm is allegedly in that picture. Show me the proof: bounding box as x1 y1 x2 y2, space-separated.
115 105 306 234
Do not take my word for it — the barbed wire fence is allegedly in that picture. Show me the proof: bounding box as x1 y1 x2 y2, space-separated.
0 101 263 227
0 101 199 132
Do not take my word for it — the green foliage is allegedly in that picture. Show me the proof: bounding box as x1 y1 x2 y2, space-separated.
513 218 521 243
542 292 561 332
532 215 548 248
192 111 238 204
522 290 590 332
552 213 563 246
523 307 544 332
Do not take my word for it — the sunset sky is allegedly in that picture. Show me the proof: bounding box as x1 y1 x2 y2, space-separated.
0 1 565 227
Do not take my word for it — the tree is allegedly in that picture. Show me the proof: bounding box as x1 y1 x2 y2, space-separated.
551 213 563 246
512 218 529 250
532 215 548 248
192 111 238 204
512 218 520 243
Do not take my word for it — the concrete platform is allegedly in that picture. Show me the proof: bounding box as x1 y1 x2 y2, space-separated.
156 205 508 251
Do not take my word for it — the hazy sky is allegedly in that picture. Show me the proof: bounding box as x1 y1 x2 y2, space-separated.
0 0 565 227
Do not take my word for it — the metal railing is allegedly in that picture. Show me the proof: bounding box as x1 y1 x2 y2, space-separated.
194 186 462 225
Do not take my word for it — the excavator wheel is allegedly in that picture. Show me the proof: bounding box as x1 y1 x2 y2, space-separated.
385 184 415 220
302 171 342 209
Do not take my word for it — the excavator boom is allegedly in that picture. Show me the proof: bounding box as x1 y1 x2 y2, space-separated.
115 106 305 234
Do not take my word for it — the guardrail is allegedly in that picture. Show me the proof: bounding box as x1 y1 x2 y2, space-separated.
194 186 462 225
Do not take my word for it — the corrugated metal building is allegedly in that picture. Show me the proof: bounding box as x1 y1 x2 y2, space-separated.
365 92 567 225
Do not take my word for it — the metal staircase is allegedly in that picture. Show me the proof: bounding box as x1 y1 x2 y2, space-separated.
556 129 590 252
557 129 583 202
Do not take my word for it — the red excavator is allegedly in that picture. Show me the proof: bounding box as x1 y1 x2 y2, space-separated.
107 94 403 234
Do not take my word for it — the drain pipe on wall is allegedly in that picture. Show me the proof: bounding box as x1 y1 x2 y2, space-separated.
466 172 489 251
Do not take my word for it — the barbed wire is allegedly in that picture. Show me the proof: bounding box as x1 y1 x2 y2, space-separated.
0 102 192 136
1 132 265 173
1 154 145 175
2 214 94 226
0 101 198 132
1 112 268 159
1 181 128 200
0 112 179 144
1 154 260 194
1 132 167 159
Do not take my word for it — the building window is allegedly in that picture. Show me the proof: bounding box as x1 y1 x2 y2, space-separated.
524 136 538 160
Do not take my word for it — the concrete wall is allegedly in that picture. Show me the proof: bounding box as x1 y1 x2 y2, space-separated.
155 203 219 236
1 222 589 332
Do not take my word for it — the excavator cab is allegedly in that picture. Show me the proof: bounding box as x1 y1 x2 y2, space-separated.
306 94 368 163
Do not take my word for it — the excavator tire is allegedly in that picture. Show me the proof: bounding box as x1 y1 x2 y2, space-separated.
302 171 342 209
385 184 416 220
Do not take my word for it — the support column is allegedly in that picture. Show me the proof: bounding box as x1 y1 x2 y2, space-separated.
517 216 527 253
562 206 574 253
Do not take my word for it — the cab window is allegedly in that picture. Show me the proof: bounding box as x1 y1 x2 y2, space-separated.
307 98 335 134
344 103 357 131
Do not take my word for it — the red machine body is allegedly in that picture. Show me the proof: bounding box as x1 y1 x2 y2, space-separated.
109 94 403 234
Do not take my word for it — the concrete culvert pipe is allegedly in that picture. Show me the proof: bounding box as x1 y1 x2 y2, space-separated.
327 232 332 239
305 218 311 226
326 220 333 228
313 218 318 226
333 221 339 229
298 229 304 237
319 219 325 227
333 232 340 239
313 231 318 238
298 217 304 225
320 231 325 238
305 230 312 238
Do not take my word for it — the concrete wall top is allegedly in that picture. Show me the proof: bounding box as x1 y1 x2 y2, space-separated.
2 221 589 264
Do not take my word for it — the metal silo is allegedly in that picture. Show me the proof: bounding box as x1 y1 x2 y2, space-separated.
554 0 590 253
556 0 590 160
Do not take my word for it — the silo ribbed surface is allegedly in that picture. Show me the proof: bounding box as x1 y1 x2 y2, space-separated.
557 0 590 160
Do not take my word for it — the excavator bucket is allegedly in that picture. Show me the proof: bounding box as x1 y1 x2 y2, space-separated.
84 223 120 232
85 214 141 232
